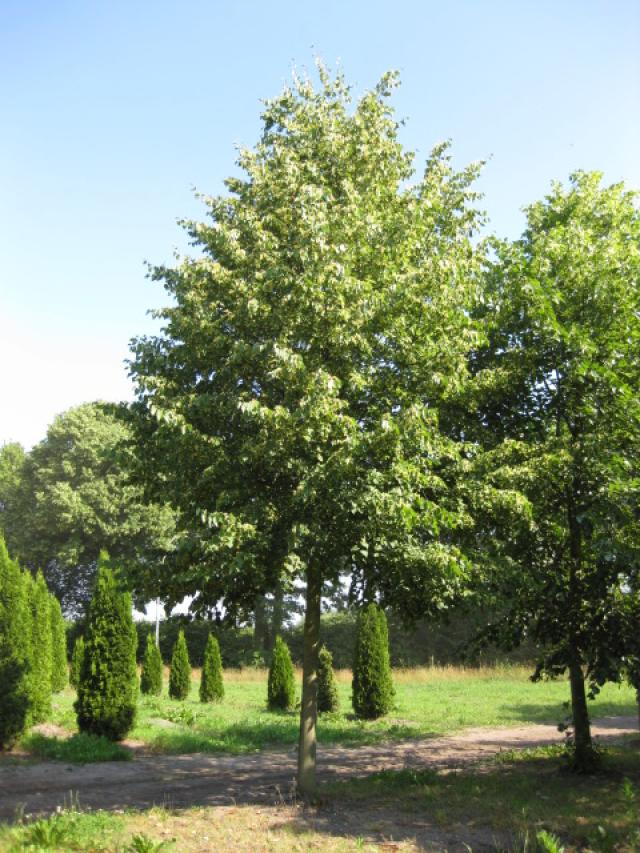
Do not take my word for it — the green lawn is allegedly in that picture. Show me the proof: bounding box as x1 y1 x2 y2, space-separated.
37 666 637 758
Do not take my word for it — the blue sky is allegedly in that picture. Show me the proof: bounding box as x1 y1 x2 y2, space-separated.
1 0 639 448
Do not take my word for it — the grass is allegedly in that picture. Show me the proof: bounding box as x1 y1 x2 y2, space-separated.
324 743 640 851
37 665 637 758
20 732 132 763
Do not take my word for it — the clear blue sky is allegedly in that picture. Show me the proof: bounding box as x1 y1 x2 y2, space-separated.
2 0 639 448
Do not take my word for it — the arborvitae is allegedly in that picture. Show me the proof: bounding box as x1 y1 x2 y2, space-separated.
27 571 53 724
317 644 339 713
352 603 394 720
267 635 295 711
140 633 163 696
0 538 31 749
75 555 138 740
168 629 191 700
200 633 224 703
50 595 68 693
70 636 85 690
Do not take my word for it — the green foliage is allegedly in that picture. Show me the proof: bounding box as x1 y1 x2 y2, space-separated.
267 635 295 711
0 537 31 748
0 403 175 616
70 635 85 690
352 604 394 720
317 644 339 713
75 555 138 740
140 633 163 696
22 731 131 762
27 570 53 724
50 594 67 692
200 633 224 703
168 629 191 700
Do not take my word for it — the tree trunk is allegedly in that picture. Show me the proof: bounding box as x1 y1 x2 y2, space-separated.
569 655 593 770
636 688 640 732
270 575 285 653
297 563 322 797
253 594 267 653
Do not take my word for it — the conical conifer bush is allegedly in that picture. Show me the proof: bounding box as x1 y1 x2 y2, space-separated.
140 633 163 696
267 635 295 711
70 636 85 690
352 603 394 720
317 644 339 713
27 571 53 724
168 629 191 700
50 595 68 693
200 633 224 703
0 538 31 749
75 554 138 740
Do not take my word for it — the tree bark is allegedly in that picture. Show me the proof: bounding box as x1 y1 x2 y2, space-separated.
297 563 322 797
636 688 640 732
270 575 285 653
569 654 593 770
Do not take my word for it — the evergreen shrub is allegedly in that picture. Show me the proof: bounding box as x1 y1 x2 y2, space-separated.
317 644 339 713
75 555 138 740
200 633 224 703
267 635 295 711
140 633 163 696
0 538 31 748
168 629 191 700
27 572 53 724
352 603 394 720
50 595 68 692
70 636 85 690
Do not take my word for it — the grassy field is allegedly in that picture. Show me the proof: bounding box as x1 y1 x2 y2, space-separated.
29 665 638 759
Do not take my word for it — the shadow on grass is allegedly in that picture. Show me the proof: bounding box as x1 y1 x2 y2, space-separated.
21 732 132 763
497 696 639 727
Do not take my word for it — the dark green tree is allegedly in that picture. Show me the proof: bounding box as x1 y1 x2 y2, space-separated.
168 629 191 700
469 172 640 770
70 635 85 690
0 537 31 748
267 635 296 711
49 594 67 693
75 555 138 740
199 633 224 703
352 604 394 720
317 644 339 713
140 633 163 696
27 571 53 724
129 65 483 793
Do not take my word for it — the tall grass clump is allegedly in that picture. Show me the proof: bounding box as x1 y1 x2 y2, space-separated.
169 629 191 700
200 633 224 703
75 555 138 740
352 603 394 720
267 635 295 711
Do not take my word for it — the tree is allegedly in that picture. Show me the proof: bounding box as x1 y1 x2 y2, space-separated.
316 644 339 713
75 555 138 740
27 571 53 724
168 629 191 700
200 633 224 703
129 65 483 793
140 633 163 696
469 172 640 770
0 403 174 616
0 537 31 748
50 594 68 693
70 635 85 690
352 604 394 719
267 635 296 711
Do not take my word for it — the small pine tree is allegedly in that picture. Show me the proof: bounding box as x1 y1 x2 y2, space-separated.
140 633 163 696
50 595 68 693
267 635 295 711
317 644 339 713
0 538 31 749
75 554 138 740
168 629 191 700
27 572 53 724
70 636 85 690
200 633 224 703
352 603 394 720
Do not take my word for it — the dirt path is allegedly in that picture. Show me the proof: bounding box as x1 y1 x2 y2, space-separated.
0 716 635 821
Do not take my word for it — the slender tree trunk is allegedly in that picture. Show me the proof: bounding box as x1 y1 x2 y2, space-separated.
569 653 592 769
270 575 285 653
297 563 322 797
636 688 640 732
